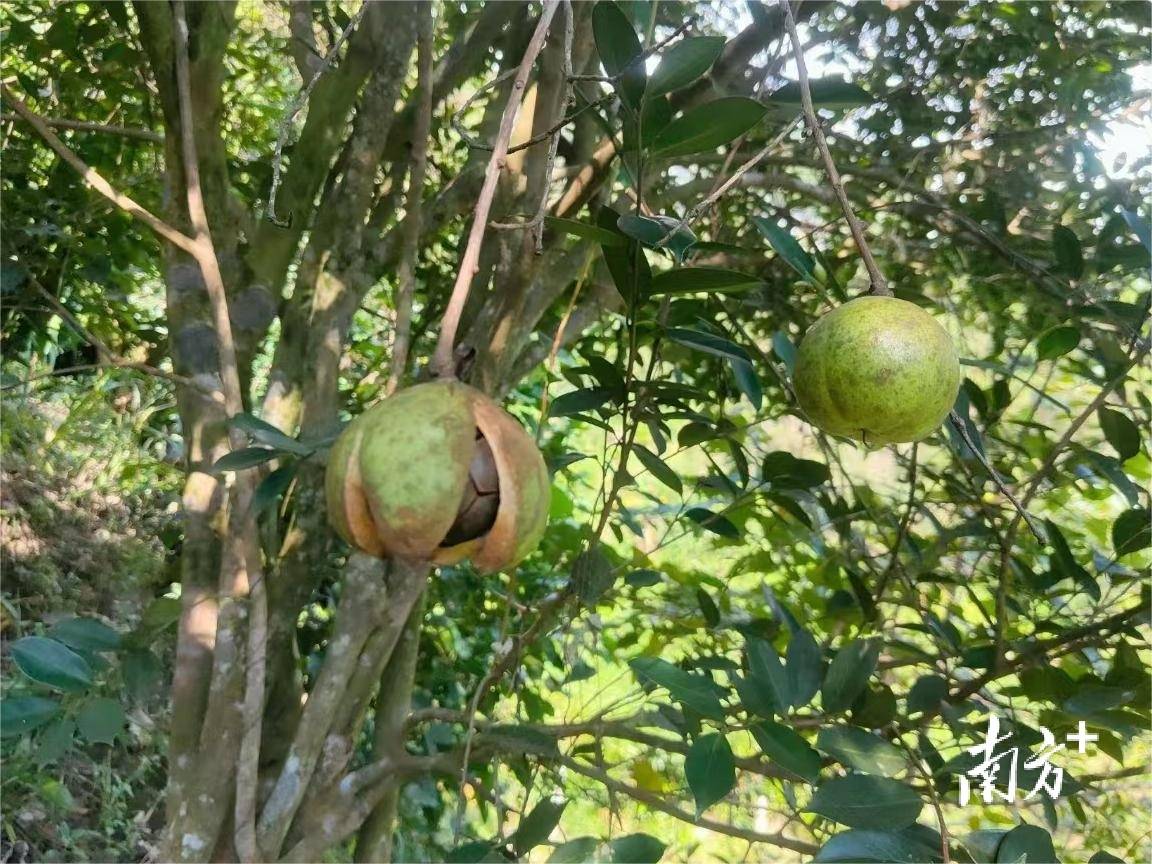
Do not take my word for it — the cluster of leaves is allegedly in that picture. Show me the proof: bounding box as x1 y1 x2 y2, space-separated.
3 606 174 758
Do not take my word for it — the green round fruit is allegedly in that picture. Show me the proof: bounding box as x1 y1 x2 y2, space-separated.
794 295 961 445
326 379 550 572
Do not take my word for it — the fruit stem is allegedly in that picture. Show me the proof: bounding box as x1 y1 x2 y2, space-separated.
432 1 562 379
782 2 892 297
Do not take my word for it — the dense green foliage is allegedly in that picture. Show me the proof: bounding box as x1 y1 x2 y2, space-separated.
1 1 1149 862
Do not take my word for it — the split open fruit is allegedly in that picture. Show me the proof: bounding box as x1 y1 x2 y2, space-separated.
326 379 550 572
794 295 961 446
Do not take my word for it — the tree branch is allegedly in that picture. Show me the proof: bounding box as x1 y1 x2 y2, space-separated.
1 83 196 254
385 3 435 394
266 0 371 225
556 755 821 856
781 1 890 296
432 0 561 378
0 111 162 142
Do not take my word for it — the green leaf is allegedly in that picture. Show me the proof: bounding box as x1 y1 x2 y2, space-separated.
666 326 751 363
767 79 873 108
230 412 312 455
807 775 923 829
76 696 125 745
1035 325 1080 361
34 717 76 766
773 330 797 375
139 596 182 632
650 97 767 157
816 726 906 776
815 828 943 863
550 387 614 418
253 463 297 517
1062 685 1133 715
821 638 881 714
754 216 817 279
592 1 644 107
1112 508 1151 557
995 824 1057 864
786 628 823 708
573 546 616 606
549 837 600 863
907 674 949 716
730 358 763 410
633 444 682 494
598 206 651 301
123 648 164 702
684 507 740 539
617 214 697 263
964 829 1009 863
611 833 666 864
696 587 720 627
747 636 791 712
751 720 822 783
629 656 725 720
626 568 662 587
649 267 761 296
512 798 567 856
648 36 724 96
212 446 276 473
685 733 736 814
639 96 673 149
1052 225 1085 279
1045 519 1099 600
1098 407 1140 461
445 841 500 863
48 617 120 652
11 636 93 692
0 696 60 738
762 451 830 488
1087 852 1124 864
546 216 627 247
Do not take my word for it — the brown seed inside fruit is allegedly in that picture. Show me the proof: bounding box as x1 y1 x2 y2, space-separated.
441 433 500 546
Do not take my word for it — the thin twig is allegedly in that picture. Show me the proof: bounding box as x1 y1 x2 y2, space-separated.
1 83 196 255
873 442 918 607
432 0 561 378
556 756 820 856
266 0 370 225
948 411 1044 543
654 118 801 248
0 112 162 142
781 1 890 296
386 4 436 395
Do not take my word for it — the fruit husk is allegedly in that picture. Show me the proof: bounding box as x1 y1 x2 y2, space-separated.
325 415 387 557
455 391 550 572
357 380 477 558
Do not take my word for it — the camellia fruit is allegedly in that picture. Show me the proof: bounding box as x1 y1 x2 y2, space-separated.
325 379 550 572
794 295 961 446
